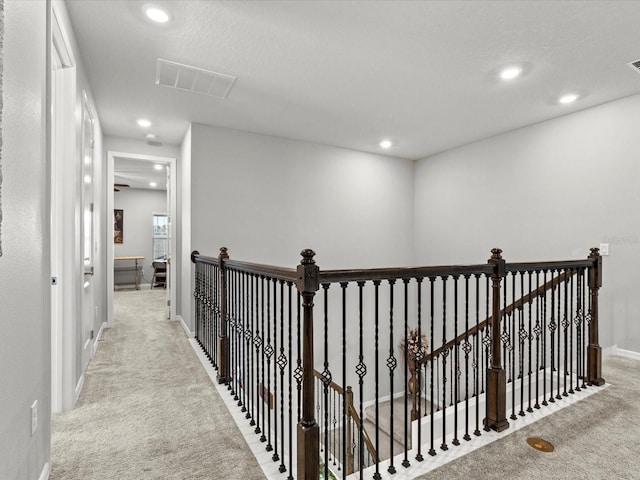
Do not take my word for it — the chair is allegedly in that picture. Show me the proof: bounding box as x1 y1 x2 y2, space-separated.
151 261 167 288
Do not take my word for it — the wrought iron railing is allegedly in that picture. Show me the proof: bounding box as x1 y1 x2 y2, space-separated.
191 247 604 479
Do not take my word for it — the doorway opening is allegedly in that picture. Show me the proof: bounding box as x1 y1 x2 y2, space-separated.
106 152 177 325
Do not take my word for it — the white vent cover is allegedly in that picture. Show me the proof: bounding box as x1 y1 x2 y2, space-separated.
628 59 640 75
155 58 237 98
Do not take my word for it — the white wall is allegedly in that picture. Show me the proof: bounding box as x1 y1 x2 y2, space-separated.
190 123 415 268
104 135 179 159
414 93 640 352
0 1 50 478
114 188 167 285
178 125 191 323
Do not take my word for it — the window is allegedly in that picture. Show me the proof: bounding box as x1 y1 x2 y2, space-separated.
153 213 169 260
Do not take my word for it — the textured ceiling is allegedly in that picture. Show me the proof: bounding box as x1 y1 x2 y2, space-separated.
66 0 640 160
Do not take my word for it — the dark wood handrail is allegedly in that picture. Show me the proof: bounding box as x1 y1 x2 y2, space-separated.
191 252 219 266
224 259 298 282
319 264 494 284
428 269 579 360
313 371 379 465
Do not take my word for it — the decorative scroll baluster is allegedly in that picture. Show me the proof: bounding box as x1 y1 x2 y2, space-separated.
265 278 274 452
462 274 471 442
415 277 424 461
402 278 411 468
428 277 436 456
356 281 367 478
527 271 534 414
387 279 397 473
373 280 382 479
556 270 562 401
473 274 482 437
321 283 331 480
452 275 460 447
255 276 263 437
440 276 448 450
287 281 294 480
277 280 287 472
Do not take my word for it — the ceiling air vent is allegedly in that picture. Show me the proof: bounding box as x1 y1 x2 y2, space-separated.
155 58 237 98
628 59 640 75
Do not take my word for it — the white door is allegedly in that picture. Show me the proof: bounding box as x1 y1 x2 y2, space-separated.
81 95 96 369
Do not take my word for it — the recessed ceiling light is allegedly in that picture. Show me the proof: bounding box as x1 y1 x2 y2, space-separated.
379 139 392 149
154 164 163 171
499 66 523 81
559 93 579 104
149 182 158 187
137 118 152 128
144 5 170 24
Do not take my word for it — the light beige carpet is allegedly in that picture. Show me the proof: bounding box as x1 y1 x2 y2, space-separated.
50 287 265 480
419 355 640 479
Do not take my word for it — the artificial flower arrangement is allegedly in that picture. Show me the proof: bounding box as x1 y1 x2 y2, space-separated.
400 328 429 363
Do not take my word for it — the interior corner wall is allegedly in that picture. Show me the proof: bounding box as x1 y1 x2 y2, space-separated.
177 125 192 327
189 123 415 270
103 135 180 160
0 0 50 478
414 92 640 352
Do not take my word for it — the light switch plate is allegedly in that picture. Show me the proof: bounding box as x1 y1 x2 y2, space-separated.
599 243 609 256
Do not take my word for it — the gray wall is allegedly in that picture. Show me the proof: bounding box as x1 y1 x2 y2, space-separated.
415 93 640 352
0 1 50 478
186 123 416 332
114 188 167 285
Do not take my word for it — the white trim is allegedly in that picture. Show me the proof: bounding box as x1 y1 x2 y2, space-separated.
38 462 50 480
604 345 640 360
93 321 108 355
177 315 194 338
75 373 85 402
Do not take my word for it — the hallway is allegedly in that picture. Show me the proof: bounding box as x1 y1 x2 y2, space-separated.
50 287 265 480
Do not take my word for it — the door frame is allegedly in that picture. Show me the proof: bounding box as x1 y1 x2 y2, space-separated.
106 151 178 326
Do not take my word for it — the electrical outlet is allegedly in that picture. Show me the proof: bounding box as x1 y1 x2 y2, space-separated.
31 400 38 436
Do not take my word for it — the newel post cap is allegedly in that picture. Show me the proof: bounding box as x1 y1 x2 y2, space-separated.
190 250 200 263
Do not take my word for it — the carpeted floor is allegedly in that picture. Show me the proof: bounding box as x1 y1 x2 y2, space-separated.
50 287 266 480
51 287 640 479
420 355 640 480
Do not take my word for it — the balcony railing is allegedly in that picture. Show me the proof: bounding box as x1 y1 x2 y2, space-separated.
191 247 604 479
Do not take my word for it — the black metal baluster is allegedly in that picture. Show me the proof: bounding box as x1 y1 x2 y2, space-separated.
357 281 367 478
440 276 449 451
277 280 287 470
568 272 575 395
265 278 274 452
549 270 559 403
575 270 583 393
518 272 526 417
295 290 302 423
415 277 425 462
452 275 460 447
462 275 471 441
339 282 348 477
428 277 437 456
527 271 533 413
287 282 294 480
321 283 331 480
402 278 411 468
510 272 516 421
582 268 588 389
257 276 265 438
562 273 569 398
542 270 550 407
473 274 481 437
534 270 541 409
212 264 218 369
373 280 382 479
241 272 248 413
387 279 397 473
556 271 563 401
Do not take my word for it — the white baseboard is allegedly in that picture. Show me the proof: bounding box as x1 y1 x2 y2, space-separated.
177 315 194 338
605 345 640 360
39 462 50 480
75 373 85 402
93 321 108 355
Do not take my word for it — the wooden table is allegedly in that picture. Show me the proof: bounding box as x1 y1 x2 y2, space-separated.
114 256 145 290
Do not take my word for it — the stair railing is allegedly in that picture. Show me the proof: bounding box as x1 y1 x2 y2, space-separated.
191 247 604 480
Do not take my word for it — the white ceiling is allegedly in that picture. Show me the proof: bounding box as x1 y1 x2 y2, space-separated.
114 156 168 191
66 0 640 160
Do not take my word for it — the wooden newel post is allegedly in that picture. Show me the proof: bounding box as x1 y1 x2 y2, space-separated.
485 248 509 432
217 247 230 384
296 249 320 480
587 247 605 386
